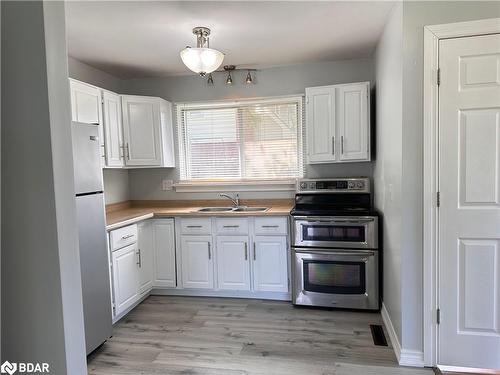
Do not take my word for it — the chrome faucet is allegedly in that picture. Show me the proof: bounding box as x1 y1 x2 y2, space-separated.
219 192 240 208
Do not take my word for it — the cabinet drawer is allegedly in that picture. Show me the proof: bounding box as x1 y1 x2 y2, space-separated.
254 217 288 235
110 224 138 251
215 218 249 235
180 218 211 235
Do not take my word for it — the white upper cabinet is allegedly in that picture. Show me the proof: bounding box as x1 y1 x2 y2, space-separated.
305 86 336 163
306 82 370 164
338 83 369 161
102 90 124 167
121 95 175 167
69 79 105 166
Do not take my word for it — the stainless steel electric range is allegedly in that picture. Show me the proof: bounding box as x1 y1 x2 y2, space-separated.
290 177 380 311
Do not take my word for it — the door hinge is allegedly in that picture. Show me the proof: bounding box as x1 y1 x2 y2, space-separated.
436 191 441 207
437 68 441 86
437 308 441 324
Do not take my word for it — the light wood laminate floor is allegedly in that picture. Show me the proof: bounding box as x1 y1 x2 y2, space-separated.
88 296 434 375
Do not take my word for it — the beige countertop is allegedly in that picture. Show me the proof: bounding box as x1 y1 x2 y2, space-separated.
106 199 294 231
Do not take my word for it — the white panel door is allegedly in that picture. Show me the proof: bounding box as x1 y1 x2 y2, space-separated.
338 83 369 161
102 90 124 167
180 235 214 289
112 244 139 316
69 79 105 166
153 219 176 288
253 236 288 292
306 86 336 163
216 236 250 291
121 95 162 166
137 221 154 294
439 33 500 369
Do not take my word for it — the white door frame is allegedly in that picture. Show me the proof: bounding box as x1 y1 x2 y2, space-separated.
423 17 500 367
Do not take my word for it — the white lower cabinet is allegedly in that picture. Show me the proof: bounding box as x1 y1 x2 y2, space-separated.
152 219 176 288
137 221 154 294
216 236 251 291
180 235 214 289
253 236 289 292
112 243 140 316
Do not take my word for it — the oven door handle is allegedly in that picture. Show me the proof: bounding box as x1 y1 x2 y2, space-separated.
294 249 375 257
296 218 375 224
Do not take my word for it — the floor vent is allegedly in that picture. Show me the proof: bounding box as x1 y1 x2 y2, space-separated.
370 324 388 346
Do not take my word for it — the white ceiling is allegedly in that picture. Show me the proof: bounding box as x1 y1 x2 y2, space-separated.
65 1 395 78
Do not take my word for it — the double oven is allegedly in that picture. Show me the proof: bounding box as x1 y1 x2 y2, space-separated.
291 178 380 310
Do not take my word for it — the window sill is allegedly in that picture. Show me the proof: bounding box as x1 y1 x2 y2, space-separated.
173 180 297 193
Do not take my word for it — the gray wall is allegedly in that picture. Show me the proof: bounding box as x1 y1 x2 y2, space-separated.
400 0 500 353
374 2 403 348
2 1 86 372
103 169 130 204
68 55 123 93
123 58 375 201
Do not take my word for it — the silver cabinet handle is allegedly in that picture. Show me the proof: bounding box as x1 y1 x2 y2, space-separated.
332 136 335 155
262 225 279 228
121 234 134 240
223 225 239 228
208 242 211 260
187 225 202 228
136 248 141 267
244 242 248 260
119 144 125 159
341 136 344 154
253 242 256 261
126 143 130 160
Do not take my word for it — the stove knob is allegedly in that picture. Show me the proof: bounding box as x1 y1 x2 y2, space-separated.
348 181 355 189
300 182 307 190
356 181 364 189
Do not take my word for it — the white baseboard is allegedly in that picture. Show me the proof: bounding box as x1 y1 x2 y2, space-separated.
151 288 291 301
381 302 425 368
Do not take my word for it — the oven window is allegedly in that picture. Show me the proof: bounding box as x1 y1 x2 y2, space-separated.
302 224 365 242
303 260 366 294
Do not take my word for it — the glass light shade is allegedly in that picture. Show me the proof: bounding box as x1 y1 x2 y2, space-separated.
180 47 224 76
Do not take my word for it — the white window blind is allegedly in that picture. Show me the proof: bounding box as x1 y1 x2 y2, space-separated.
176 97 304 182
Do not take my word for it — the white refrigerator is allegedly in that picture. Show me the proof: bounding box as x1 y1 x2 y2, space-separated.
72 121 112 355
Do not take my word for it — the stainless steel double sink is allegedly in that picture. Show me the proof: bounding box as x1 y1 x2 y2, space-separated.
195 206 269 213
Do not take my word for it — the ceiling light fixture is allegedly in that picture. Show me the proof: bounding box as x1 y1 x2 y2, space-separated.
180 27 224 76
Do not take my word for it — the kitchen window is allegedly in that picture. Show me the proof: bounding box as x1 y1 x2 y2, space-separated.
176 97 304 186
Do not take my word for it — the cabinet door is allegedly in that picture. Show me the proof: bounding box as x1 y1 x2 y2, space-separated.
102 90 124 167
159 101 176 167
216 236 250 291
121 96 162 166
112 244 139 316
153 219 176 288
337 83 369 161
306 86 336 163
180 235 214 289
253 236 288 292
137 221 153 294
69 79 105 166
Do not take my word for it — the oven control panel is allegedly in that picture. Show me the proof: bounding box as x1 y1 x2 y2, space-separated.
297 178 370 193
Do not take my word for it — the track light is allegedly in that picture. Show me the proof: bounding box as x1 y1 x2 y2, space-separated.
207 73 214 85
245 70 253 84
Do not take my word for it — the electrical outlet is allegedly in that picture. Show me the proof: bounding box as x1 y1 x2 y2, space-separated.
162 179 173 191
